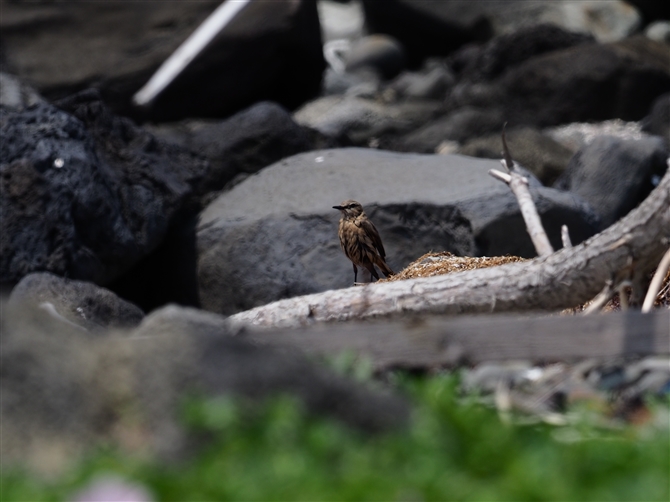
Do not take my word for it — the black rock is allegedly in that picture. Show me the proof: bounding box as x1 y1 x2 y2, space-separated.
343 35 406 80
0 91 208 288
1 1 325 121
554 135 668 227
641 93 670 146
395 107 505 152
458 127 574 186
8 272 144 332
496 36 670 127
1 302 410 470
456 24 595 82
361 0 493 66
148 101 334 195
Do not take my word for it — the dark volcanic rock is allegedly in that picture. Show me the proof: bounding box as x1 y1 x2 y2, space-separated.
0 73 45 111
148 101 335 194
197 148 599 315
8 272 144 332
489 36 670 127
0 91 208 288
362 0 640 65
395 107 505 152
455 24 595 82
1 302 409 471
447 36 670 129
555 135 668 227
642 93 670 146
458 127 574 186
293 94 443 145
343 35 407 80
388 60 455 101
0 1 325 121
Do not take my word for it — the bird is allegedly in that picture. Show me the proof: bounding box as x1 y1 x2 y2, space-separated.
333 200 394 284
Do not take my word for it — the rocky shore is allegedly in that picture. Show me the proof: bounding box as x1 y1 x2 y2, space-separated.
1 0 669 470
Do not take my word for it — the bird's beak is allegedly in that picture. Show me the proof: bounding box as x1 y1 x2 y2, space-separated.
332 205 343 210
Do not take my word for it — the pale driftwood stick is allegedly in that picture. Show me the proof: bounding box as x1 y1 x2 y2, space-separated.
642 246 670 313
133 0 251 107
489 127 554 257
241 311 670 370
583 280 615 314
229 165 670 330
561 225 572 249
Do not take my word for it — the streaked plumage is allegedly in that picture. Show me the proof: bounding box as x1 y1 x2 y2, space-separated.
333 200 394 283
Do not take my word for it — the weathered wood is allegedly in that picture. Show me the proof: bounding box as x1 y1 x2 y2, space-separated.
491 127 554 256
229 164 670 329
241 311 670 371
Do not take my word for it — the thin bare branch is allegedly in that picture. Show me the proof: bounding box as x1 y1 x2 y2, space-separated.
583 280 615 314
489 159 554 256
561 225 572 249
642 246 670 313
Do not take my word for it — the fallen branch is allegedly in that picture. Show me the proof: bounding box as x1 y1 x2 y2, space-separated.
561 225 572 249
642 246 670 313
488 127 554 257
230 162 670 330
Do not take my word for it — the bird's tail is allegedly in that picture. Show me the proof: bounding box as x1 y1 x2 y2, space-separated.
377 259 394 277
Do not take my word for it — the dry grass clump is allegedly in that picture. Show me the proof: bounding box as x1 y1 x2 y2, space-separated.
381 252 526 282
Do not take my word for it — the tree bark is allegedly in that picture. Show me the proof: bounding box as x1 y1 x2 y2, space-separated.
230 166 670 330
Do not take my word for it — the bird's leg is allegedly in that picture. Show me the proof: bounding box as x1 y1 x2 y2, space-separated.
365 264 380 282
353 263 358 285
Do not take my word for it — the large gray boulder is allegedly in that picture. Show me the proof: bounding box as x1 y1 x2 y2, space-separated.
197 148 600 315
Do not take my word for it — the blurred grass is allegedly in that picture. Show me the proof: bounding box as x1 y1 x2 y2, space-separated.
2 374 669 501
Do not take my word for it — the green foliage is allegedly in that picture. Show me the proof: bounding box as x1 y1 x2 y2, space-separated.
3 374 669 501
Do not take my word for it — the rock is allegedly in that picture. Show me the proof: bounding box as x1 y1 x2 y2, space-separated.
641 93 670 146
362 0 640 64
317 0 365 42
343 35 406 80
457 127 575 185
0 91 208 288
627 0 670 25
395 107 505 152
146 101 334 195
454 24 595 82
361 0 492 66
388 60 455 101
197 148 600 315
0 73 44 111
464 36 670 128
1 301 409 472
554 135 668 227
545 119 648 152
1 1 325 121
293 94 442 144
645 21 670 45
8 272 144 332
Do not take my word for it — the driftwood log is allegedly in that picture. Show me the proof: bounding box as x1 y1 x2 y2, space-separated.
230 165 670 330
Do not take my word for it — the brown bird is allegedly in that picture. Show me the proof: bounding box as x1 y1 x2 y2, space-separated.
333 200 394 284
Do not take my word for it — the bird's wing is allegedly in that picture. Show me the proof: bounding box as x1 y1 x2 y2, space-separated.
359 218 386 258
